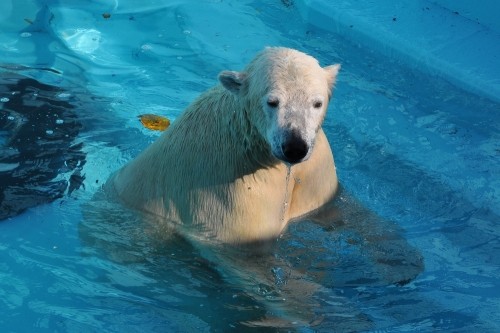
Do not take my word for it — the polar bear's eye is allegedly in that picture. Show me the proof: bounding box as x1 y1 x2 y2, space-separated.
267 97 279 108
313 101 323 109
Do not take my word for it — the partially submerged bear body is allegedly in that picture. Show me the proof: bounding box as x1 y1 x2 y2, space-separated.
112 47 340 244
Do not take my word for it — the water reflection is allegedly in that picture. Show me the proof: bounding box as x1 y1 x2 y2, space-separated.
80 184 423 331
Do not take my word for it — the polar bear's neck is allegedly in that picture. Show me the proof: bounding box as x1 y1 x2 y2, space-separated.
174 86 275 170
123 86 278 187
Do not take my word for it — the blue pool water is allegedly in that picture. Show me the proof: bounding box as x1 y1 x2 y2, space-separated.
1 0 499 332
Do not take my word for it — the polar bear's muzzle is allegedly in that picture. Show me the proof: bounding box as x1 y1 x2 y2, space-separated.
278 129 310 164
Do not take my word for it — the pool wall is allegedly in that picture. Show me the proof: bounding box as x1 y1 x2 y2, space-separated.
432 0 500 33
296 0 500 103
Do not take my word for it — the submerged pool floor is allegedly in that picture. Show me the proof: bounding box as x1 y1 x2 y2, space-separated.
1 1 499 332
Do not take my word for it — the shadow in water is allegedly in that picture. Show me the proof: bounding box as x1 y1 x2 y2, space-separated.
0 71 86 220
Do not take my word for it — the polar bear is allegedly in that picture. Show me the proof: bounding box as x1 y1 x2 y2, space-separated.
84 47 422 328
111 47 341 245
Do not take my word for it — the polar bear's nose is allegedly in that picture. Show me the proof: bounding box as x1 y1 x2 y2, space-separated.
281 130 309 164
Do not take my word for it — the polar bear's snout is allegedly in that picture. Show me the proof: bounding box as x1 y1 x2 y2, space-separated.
269 126 312 164
281 129 309 164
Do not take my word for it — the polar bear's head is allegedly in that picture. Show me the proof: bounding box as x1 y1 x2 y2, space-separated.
219 47 340 164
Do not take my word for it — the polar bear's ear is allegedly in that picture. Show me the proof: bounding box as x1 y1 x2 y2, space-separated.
324 64 341 91
219 71 247 94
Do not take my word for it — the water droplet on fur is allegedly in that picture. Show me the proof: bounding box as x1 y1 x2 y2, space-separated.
55 119 64 124
46 130 54 135
280 165 293 224
1 97 9 102
7 116 15 120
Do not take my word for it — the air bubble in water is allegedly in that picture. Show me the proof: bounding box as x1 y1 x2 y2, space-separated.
56 119 64 124
20 32 32 38
271 266 287 287
57 93 71 99
46 130 54 135
1 97 9 102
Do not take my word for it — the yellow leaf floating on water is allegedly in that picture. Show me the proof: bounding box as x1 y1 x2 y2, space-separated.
139 114 170 131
